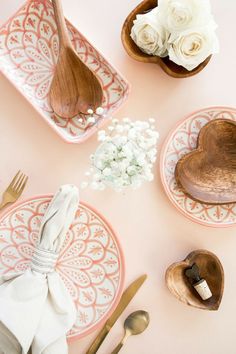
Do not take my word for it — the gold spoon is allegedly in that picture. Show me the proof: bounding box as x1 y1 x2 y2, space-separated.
49 0 103 118
111 311 150 354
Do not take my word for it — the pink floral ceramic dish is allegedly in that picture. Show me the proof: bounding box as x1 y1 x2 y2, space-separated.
0 195 124 340
160 106 236 227
0 0 129 143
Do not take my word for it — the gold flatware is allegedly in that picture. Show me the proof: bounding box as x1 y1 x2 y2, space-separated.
49 0 103 118
86 274 147 354
111 310 150 354
0 171 28 210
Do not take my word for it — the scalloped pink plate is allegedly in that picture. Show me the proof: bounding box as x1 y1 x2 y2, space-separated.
0 195 125 340
0 0 129 143
160 106 236 227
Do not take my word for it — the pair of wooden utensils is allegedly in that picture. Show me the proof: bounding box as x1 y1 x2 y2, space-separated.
49 0 103 119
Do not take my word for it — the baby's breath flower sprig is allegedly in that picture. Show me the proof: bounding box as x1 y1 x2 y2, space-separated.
81 117 159 192
77 107 105 126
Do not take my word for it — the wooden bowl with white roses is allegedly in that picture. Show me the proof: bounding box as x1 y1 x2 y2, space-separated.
121 0 212 78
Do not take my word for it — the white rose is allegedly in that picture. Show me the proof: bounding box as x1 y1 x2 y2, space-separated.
158 0 215 32
168 26 219 71
130 9 169 57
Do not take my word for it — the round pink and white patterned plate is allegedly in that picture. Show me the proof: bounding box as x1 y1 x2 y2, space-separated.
160 106 236 227
0 195 124 340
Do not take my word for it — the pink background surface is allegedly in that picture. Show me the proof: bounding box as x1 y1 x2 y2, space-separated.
1 1 236 353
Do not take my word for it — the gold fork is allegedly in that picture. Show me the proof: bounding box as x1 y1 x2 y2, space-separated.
0 171 28 210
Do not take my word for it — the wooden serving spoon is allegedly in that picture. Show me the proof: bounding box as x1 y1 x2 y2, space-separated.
49 0 103 118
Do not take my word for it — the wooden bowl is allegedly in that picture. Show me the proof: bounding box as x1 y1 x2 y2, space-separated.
121 0 211 78
166 250 224 311
175 119 236 205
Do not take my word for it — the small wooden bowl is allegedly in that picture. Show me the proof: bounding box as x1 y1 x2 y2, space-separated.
166 250 224 311
121 0 211 78
175 119 236 205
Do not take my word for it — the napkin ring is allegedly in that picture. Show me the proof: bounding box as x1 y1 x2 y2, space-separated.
31 247 58 274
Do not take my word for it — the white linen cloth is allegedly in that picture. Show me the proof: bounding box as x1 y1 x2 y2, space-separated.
0 185 79 354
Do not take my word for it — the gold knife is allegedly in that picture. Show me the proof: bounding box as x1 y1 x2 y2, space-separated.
86 274 147 354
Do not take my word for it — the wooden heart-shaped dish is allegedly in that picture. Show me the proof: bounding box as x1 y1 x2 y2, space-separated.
121 0 211 78
166 250 224 311
175 119 236 204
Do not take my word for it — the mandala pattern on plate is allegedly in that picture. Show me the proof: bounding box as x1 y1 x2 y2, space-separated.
161 107 236 227
0 197 123 339
0 0 129 143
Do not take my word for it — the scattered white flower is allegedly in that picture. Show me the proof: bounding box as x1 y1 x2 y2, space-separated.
82 118 159 191
98 130 106 135
98 135 106 142
87 117 96 124
96 107 104 115
93 173 101 181
103 167 112 176
112 118 119 124
149 118 155 123
115 125 124 133
127 166 136 176
87 109 94 115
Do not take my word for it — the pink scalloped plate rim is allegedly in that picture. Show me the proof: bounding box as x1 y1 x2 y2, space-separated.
0 195 125 341
0 0 130 144
160 106 236 228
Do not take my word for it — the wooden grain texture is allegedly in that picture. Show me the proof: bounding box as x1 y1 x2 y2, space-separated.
165 250 224 311
121 0 211 78
175 119 236 204
49 0 103 118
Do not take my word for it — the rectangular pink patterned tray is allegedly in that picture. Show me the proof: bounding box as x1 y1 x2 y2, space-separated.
0 0 130 143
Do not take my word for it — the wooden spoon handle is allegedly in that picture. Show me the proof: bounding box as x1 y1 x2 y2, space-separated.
51 0 71 47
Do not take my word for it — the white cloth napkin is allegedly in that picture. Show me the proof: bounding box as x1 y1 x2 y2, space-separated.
0 185 79 354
